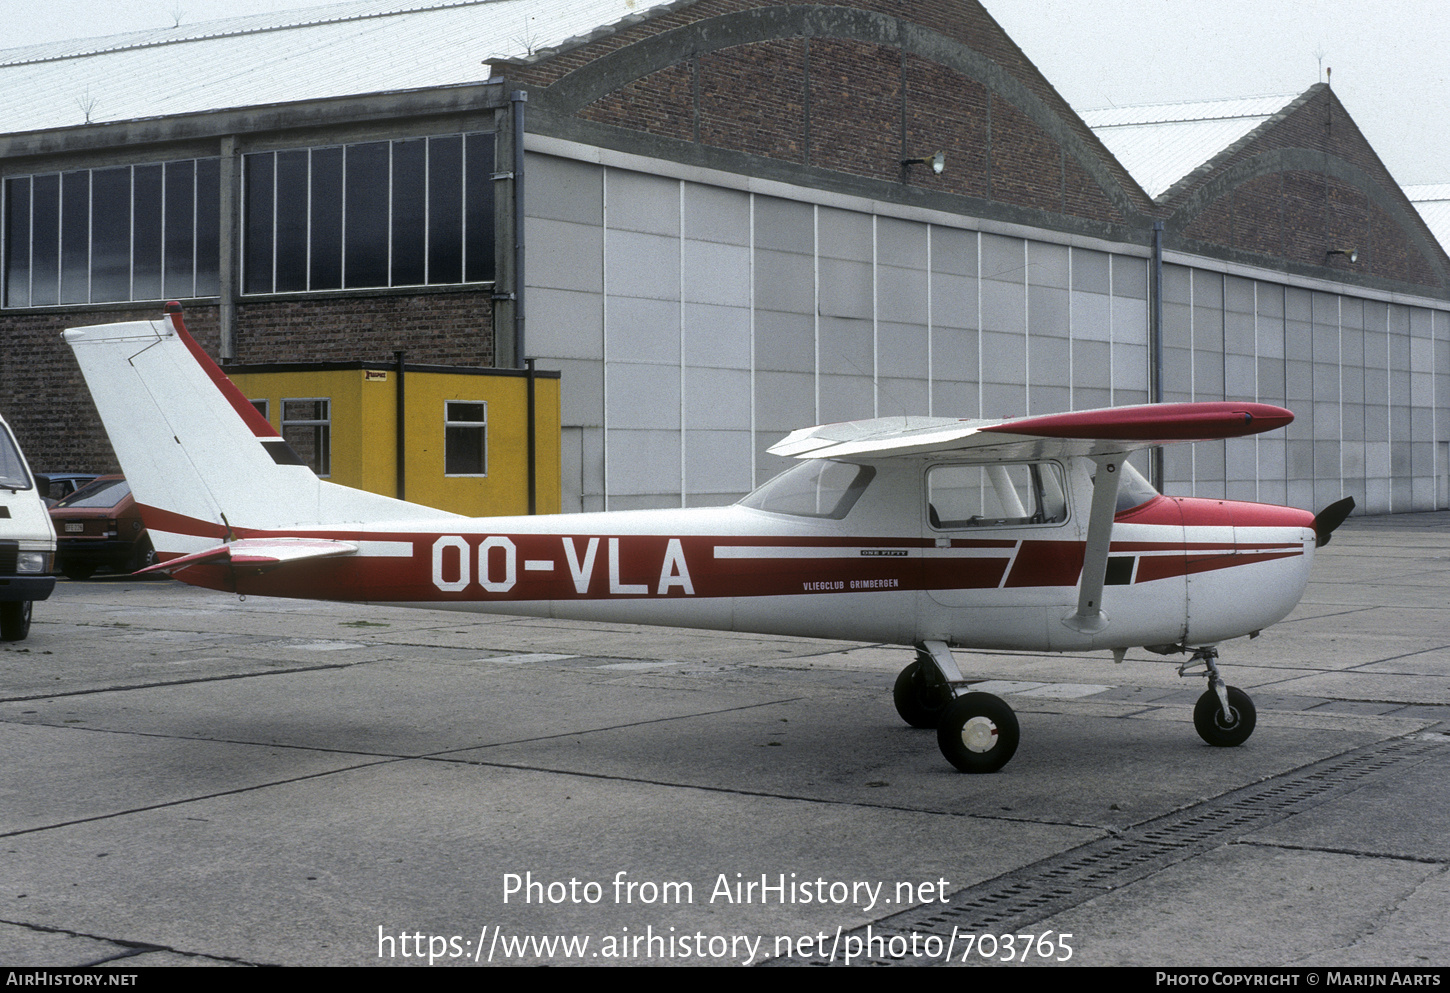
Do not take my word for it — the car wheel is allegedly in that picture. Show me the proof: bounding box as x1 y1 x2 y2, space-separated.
0 601 32 641
130 537 156 574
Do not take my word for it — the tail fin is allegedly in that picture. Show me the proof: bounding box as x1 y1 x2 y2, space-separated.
65 305 453 557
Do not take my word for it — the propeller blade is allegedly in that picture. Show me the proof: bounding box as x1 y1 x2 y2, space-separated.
1314 496 1355 548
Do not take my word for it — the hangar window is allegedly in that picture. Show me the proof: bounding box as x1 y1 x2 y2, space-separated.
281 398 330 477
242 133 493 294
444 401 487 476
3 159 220 308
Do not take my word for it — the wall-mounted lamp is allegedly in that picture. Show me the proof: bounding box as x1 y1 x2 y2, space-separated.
1326 247 1358 263
900 150 945 181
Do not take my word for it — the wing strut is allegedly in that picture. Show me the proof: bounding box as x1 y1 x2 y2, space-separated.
1063 454 1125 634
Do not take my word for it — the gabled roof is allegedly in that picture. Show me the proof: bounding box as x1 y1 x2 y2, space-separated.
1080 94 1299 200
1405 184 1450 257
0 0 672 134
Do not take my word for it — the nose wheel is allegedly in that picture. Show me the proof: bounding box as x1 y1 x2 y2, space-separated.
1181 647 1256 747
1193 685 1256 746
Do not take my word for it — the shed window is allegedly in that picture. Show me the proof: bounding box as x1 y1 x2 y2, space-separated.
445 401 487 476
281 398 330 477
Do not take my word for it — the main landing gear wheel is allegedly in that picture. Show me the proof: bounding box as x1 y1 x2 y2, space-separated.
893 659 952 729
937 692 1019 773
1193 686 1256 747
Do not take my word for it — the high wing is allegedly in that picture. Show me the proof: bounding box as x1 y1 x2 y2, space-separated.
769 403 1294 462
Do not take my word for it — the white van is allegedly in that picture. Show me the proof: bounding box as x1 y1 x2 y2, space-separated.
0 414 56 640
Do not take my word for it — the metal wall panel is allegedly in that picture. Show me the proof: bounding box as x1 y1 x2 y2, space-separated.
524 153 1448 514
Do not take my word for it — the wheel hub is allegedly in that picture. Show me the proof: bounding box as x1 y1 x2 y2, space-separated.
960 716 999 753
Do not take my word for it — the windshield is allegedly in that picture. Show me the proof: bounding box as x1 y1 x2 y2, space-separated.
738 460 875 519
0 425 32 490
56 477 130 509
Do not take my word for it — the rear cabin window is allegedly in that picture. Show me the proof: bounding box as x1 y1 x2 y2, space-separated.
739 460 874 520
927 462 1067 529
1112 460 1160 513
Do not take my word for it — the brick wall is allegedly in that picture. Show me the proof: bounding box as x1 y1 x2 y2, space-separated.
0 304 220 473
233 292 495 367
501 0 1141 227
698 40 807 162
0 292 493 474
1172 88 1445 288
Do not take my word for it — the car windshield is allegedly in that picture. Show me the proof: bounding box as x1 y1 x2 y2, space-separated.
56 477 130 509
738 460 874 519
0 425 31 490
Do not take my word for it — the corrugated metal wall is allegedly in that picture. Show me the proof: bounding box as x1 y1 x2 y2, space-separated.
527 152 1449 515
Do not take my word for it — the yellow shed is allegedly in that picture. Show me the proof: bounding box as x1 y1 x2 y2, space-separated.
226 361 560 518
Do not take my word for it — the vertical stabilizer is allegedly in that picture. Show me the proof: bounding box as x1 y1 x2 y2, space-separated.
64 306 454 557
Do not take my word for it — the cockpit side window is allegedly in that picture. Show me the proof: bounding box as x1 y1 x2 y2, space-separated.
927 462 1067 529
739 460 875 519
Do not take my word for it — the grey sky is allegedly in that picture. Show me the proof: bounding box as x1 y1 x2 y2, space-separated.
2 0 1444 186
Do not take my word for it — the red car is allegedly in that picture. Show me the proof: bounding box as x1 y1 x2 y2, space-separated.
48 475 154 579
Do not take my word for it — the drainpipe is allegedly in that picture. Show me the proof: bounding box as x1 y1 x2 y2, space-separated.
526 357 537 515
394 350 406 501
1150 220 1165 492
512 90 527 370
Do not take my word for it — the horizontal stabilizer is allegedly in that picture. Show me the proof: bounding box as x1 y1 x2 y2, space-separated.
136 538 359 575
770 403 1294 461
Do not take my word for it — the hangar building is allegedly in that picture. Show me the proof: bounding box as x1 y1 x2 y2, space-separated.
1 0 1446 516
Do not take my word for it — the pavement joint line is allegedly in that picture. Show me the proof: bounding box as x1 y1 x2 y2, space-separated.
5 708 1118 831
0 917 264 967
0 659 376 703
416 696 810 758
0 695 812 762
0 716 433 758
418 753 1098 824
1349 643 1450 667
1229 838 1450 865
0 759 405 840
775 735 1446 967
1277 605 1382 624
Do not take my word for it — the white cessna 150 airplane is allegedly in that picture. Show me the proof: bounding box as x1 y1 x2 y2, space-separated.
65 305 1353 773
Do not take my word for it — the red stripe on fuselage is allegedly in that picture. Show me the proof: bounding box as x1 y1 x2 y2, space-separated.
144 514 1307 603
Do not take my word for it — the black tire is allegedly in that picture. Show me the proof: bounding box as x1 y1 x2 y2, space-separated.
130 537 156 574
0 601 32 641
937 692 1019 773
893 659 951 729
1193 686 1256 747
61 562 95 581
